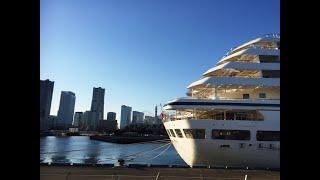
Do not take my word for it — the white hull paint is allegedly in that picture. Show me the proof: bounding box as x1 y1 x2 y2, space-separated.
163 111 279 168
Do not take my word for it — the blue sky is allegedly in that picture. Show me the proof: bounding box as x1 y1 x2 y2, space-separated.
40 0 280 121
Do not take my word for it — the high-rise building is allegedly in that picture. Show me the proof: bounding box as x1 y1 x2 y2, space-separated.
132 111 144 124
40 79 54 130
48 115 58 129
107 112 116 121
155 105 158 117
73 112 83 127
120 105 132 129
90 87 105 130
57 91 76 128
154 105 162 124
81 111 91 130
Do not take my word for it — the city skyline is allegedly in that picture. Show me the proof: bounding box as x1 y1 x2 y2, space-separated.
40 0 280 121
40 79 156 118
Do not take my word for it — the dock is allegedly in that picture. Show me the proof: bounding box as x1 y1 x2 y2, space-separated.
40 165 280 180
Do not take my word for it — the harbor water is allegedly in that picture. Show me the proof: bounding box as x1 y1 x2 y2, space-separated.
40 136 186 165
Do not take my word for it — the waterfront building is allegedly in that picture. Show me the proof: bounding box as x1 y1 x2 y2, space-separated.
144 115 156 125
98 119 118 132
120 105 132 129
89 87 105 130
132 111 144 124
82 110 99 131
40 79 54 130
47 115 58 129
57 91 76 128
107 112 116 121
73 112 83 127
81 111 91 130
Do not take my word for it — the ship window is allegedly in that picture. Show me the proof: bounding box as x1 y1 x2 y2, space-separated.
225 112 234 120
259 93 266 98
169 129 176 137
213 112 224 120
256 131 280 141
175 129 183 138
258 143 264 148
262 70 280 78
234 112 250 120
259 55 279 63
212 129 250 140
183 129 205 139
239 143 245 148
243 94 250 99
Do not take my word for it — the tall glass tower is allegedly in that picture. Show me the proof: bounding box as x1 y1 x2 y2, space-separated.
40 79 54 130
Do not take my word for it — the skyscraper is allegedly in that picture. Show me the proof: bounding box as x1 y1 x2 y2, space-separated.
57 91 76 128
90 87 105 130
132 111 144 124
107 112 116 121
40 79 54 130
155 105 158 117
81 110 92 130
120 105 132 129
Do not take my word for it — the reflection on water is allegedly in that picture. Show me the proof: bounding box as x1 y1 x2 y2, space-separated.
40 136 186 165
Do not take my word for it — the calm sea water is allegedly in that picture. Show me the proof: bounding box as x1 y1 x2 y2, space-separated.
40 136 186 165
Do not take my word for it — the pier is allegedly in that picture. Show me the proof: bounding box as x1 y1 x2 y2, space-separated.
40 165 280 180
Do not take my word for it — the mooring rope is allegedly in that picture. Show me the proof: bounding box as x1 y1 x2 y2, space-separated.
148 143 172 161
41 139 171 155
122 142 172 160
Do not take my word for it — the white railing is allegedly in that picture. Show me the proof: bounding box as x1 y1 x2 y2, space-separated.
264 33 280 38
192 97 280 101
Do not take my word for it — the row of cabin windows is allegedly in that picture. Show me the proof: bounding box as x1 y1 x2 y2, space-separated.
166 129 280 141
197 110 264 121
243 93 266 99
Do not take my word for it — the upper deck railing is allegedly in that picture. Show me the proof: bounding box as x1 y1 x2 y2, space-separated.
222 33 280 58
264 33 280 38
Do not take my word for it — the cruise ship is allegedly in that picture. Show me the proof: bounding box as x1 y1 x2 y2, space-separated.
162 34 280 169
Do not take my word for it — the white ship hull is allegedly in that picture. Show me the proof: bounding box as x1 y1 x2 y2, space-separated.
163 115 279 168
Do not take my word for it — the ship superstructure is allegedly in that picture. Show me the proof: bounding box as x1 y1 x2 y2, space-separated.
162 34 280 168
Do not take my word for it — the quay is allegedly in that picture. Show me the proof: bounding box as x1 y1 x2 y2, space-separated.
40 164 280 180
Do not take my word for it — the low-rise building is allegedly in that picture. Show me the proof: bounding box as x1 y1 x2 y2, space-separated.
98 119 117 133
